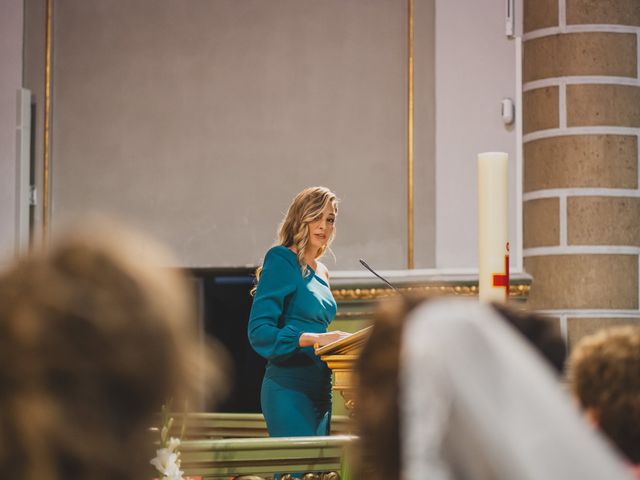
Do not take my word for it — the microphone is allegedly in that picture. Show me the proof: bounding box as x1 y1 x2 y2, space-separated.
359 259 399 291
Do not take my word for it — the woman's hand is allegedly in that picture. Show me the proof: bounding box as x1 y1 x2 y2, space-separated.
299 331 351 347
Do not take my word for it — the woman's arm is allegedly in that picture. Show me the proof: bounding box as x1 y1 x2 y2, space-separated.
248 248 349 358
248 248 302 361
299 330 352 347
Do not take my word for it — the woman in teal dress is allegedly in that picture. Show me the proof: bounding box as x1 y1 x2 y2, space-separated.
248 187 350 437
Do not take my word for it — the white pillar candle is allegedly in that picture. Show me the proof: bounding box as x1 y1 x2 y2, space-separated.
478 152 509 302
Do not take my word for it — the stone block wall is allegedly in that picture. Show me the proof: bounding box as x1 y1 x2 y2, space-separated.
523 0 640 347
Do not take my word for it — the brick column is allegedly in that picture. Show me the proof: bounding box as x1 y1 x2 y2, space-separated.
522 0 640 349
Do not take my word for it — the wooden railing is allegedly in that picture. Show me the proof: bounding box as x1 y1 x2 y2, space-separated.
180 435 355 480
155 413 356 480
165 412 352 439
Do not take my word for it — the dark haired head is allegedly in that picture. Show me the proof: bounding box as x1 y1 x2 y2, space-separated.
491 303 567 375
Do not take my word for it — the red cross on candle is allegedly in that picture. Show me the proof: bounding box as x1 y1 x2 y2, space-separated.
491 243 510 299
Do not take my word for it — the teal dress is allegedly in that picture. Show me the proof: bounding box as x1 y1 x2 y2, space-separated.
248 245 337 437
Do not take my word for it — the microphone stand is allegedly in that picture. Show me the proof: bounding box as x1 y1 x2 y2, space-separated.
359 259 399 292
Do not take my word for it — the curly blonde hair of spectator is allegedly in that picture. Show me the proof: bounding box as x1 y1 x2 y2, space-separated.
252 187 338 293
568 326 640 463
0 221 229 480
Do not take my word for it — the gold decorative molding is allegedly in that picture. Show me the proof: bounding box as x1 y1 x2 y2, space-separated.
43 0 53 243
332 284 530 302
407 0 415 269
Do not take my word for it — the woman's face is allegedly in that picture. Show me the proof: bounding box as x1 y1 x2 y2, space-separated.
307 202 336 252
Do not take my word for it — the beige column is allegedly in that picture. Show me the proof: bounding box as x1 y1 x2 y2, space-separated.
522 0 640 349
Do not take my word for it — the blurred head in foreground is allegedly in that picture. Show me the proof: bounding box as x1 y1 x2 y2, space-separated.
355 295 631 480
568 325 640 467
0 220 228 480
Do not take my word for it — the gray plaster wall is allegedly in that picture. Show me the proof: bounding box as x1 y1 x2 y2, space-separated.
435 0 520 269
48 0 436 269
0 0 24 266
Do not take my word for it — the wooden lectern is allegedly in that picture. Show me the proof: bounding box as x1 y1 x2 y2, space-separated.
315 326 372 414
315 270 532 413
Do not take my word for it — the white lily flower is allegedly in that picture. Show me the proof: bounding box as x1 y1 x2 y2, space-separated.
163 456 184 480
150 447 171 471
167 437 181 452
153 411 185 480
150 448 184 480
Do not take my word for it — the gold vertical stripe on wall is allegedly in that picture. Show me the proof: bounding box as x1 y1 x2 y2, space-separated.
407 0 415 269
43 0 53 243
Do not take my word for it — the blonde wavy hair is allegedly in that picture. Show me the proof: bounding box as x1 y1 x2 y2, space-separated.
253 186 338 292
